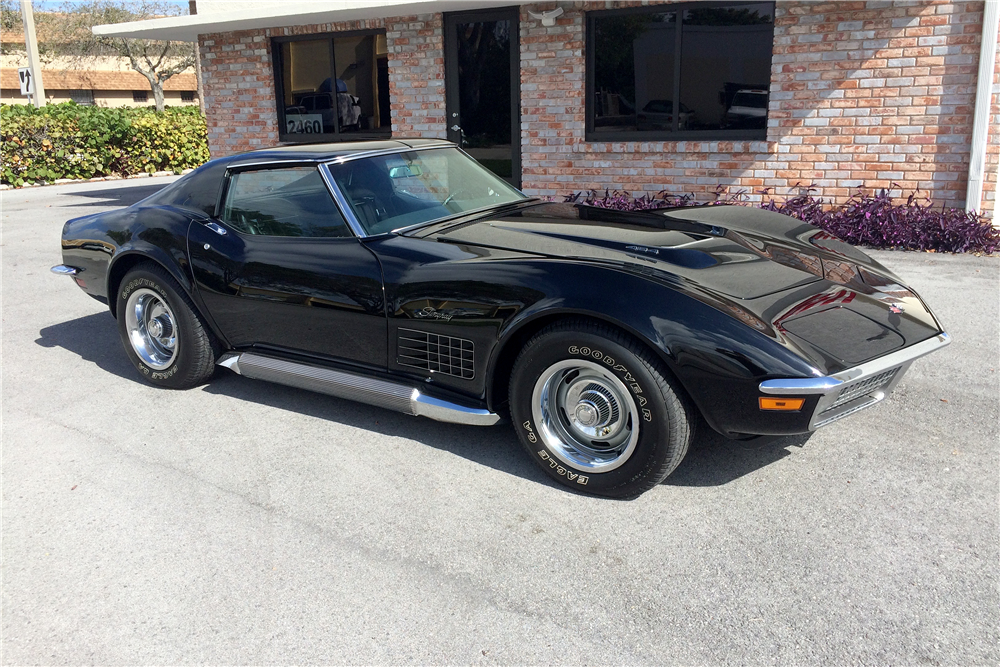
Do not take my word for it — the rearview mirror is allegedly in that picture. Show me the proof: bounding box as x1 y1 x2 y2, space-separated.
389 164 422 179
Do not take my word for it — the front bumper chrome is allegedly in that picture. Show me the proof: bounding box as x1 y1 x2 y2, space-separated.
759 333 951 430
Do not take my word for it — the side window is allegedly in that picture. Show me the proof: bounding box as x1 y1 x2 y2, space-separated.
220 167 351 238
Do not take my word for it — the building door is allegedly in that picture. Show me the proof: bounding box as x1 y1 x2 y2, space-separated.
444 7 521 188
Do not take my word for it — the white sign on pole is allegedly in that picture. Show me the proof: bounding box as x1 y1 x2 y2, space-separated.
18 67 33 96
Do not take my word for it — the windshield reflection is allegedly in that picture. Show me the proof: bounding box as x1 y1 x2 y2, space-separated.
326 148 526 235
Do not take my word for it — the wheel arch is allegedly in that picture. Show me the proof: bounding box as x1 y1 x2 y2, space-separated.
106 249 195 319
486 308 689 414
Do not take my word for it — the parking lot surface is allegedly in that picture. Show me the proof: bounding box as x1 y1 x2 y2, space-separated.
2 177 998 664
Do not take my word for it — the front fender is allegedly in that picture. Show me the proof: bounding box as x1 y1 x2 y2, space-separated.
486 261 823 437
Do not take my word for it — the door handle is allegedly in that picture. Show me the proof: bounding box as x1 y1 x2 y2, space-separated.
204 221 228 236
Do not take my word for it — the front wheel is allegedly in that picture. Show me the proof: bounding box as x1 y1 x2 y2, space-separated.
116 263 218 389
509 321 694 498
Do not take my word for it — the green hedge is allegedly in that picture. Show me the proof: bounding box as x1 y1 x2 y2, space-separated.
0 102 209 187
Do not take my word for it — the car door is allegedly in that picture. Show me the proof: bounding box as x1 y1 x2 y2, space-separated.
188 164 387 370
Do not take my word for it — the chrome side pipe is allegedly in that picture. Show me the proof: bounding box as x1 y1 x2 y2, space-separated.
218 352 500 427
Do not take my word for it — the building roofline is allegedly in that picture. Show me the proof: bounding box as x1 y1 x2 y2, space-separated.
92 1 529 42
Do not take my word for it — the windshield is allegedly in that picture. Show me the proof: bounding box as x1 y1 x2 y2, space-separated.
326 147 527 234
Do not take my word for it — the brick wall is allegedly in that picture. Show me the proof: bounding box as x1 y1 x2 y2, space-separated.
520 0 998 216
198 1 998 217
199 30 276 152
198 14 445 156
386 15 447 138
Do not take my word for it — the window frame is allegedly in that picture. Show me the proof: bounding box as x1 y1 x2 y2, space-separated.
585 1 775 143
272 29 393 145
132 90 148 104
216 162 358 239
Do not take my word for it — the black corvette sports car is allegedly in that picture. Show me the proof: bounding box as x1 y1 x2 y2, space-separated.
54 140 949 498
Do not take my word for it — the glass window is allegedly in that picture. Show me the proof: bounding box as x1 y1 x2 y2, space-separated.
327 148 526 235
220 167 351 238
132 90 147 103
588 2 774 140
70 89 95 105
275 31 391 142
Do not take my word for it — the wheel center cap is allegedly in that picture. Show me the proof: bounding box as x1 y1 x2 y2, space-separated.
147 315 173 340
574 402 598 426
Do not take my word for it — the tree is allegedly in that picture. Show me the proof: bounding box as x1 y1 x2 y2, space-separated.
55 0 195 112
1 0 56 59
1 0 21 33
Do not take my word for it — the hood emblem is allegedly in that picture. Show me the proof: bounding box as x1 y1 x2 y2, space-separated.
888 304 904 314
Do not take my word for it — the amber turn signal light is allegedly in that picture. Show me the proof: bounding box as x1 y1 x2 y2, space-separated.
759 397 805 411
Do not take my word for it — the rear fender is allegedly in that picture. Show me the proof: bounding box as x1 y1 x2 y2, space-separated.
103 208 228 347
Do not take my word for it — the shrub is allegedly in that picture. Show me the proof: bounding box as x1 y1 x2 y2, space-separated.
0 102 209 187
566 187 1000 254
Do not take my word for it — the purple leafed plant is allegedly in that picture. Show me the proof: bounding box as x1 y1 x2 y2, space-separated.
564 189 694 211
566 186 1000 254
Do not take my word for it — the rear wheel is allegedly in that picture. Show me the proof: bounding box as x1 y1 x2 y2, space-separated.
116 263 217 389
509 320 694 498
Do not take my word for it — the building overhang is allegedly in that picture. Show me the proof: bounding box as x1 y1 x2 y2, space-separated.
93 0 533 42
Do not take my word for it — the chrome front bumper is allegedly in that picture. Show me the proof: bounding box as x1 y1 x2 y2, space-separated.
759 333 951 430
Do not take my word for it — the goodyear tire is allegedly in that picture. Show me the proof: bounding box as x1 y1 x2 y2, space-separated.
509 320 694 498
116 263 218 389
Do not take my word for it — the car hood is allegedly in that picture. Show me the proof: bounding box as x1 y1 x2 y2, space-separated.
430 202 871 299
427 202 944 371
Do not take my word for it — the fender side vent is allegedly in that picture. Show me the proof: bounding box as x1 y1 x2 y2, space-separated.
398 328 475 379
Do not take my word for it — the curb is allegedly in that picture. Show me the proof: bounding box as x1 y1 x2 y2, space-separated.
0 169 195 191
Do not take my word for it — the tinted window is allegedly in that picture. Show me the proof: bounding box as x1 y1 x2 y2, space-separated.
732 92 768 108
589 2 774 139
220 167 351 238
276 32 391 142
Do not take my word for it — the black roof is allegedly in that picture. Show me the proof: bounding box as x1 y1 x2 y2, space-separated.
226 139 454 167
140 139 457 217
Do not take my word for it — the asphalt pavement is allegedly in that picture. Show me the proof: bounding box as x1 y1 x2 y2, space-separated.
2 177 998 665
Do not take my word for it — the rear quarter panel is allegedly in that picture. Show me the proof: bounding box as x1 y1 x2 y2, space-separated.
62 205 202 317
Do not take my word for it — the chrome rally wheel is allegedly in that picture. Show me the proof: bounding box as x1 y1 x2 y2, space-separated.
115 263 218 389
124 288 178 370
509 320 695 498
531 359 640 473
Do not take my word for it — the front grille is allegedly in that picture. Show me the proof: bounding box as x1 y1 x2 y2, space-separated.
814 395 883 428
831 368 898 408
397 328 475 379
